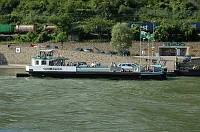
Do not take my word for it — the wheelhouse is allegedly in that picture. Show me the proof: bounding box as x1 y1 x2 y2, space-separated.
31 50 68 66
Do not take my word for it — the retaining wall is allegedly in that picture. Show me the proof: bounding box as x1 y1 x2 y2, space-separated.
0 42 200 70
0 42 142 66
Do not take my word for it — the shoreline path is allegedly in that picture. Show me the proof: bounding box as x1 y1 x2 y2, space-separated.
0 64 26 69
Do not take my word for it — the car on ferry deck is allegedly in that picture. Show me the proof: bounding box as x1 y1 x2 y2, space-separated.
78 62 88 67
117 63 138 72
183 55 191 62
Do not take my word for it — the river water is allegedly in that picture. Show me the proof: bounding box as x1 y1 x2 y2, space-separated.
0 69 199 132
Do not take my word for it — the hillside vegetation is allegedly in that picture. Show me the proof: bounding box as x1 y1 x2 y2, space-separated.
0 0 200 42
1 0 200 23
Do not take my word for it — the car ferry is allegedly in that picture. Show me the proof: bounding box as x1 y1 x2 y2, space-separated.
25 49 167 80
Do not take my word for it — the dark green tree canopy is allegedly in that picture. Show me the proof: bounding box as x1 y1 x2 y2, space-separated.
1 0 199 23
154 23 199 42
80 17 113 39
0 0 200 42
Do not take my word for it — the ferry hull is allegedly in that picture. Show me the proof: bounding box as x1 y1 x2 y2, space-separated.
27 70 167 80
28 71 139 79
174 69 200 76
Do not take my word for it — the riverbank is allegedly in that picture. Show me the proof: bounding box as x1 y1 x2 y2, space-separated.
0 64 26 69
0 42 143 68
1 42 200 70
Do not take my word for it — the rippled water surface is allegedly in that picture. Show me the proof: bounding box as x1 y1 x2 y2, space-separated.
0 69 200 132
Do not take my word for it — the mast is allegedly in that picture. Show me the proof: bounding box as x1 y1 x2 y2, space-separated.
139 28 142 65
152 21 155 57
148 38 150 66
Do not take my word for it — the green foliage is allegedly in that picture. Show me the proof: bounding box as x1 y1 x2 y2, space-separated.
13 34 21 42
130 24 140 41
13 31 38 43
1 0 199 23
55 32 67 42
1 0 200 43
118 5 132 14
26 30 38 42
154 23 199 42
48 15 72 33
36 31 51 43
0 0 20 15
13 34 30 42
80 16 114 39
110 22 132 55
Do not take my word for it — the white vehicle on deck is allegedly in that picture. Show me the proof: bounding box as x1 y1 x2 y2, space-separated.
117 63 139 72
78 62 88 67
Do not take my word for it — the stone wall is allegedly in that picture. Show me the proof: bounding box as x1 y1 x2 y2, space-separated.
0 43 142 66
0 42 200 70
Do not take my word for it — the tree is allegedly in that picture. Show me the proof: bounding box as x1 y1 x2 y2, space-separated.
13 34 22 42
154 22 199 42
180 23 199 41
13 31 38 43
130 24 140 41
80 16 113 40
1 0 200 42
36 31 51 43
0 0 20 15
26 30 38 42
55 32 67 43
48 14 72 34
110 22 132 55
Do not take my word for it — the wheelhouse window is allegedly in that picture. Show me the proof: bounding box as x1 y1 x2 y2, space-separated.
41 61 46 65
49 60 54 66
35 60 39 65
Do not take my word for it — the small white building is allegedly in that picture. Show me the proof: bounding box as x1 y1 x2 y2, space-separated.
158 42 190 71
158 42 189 56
